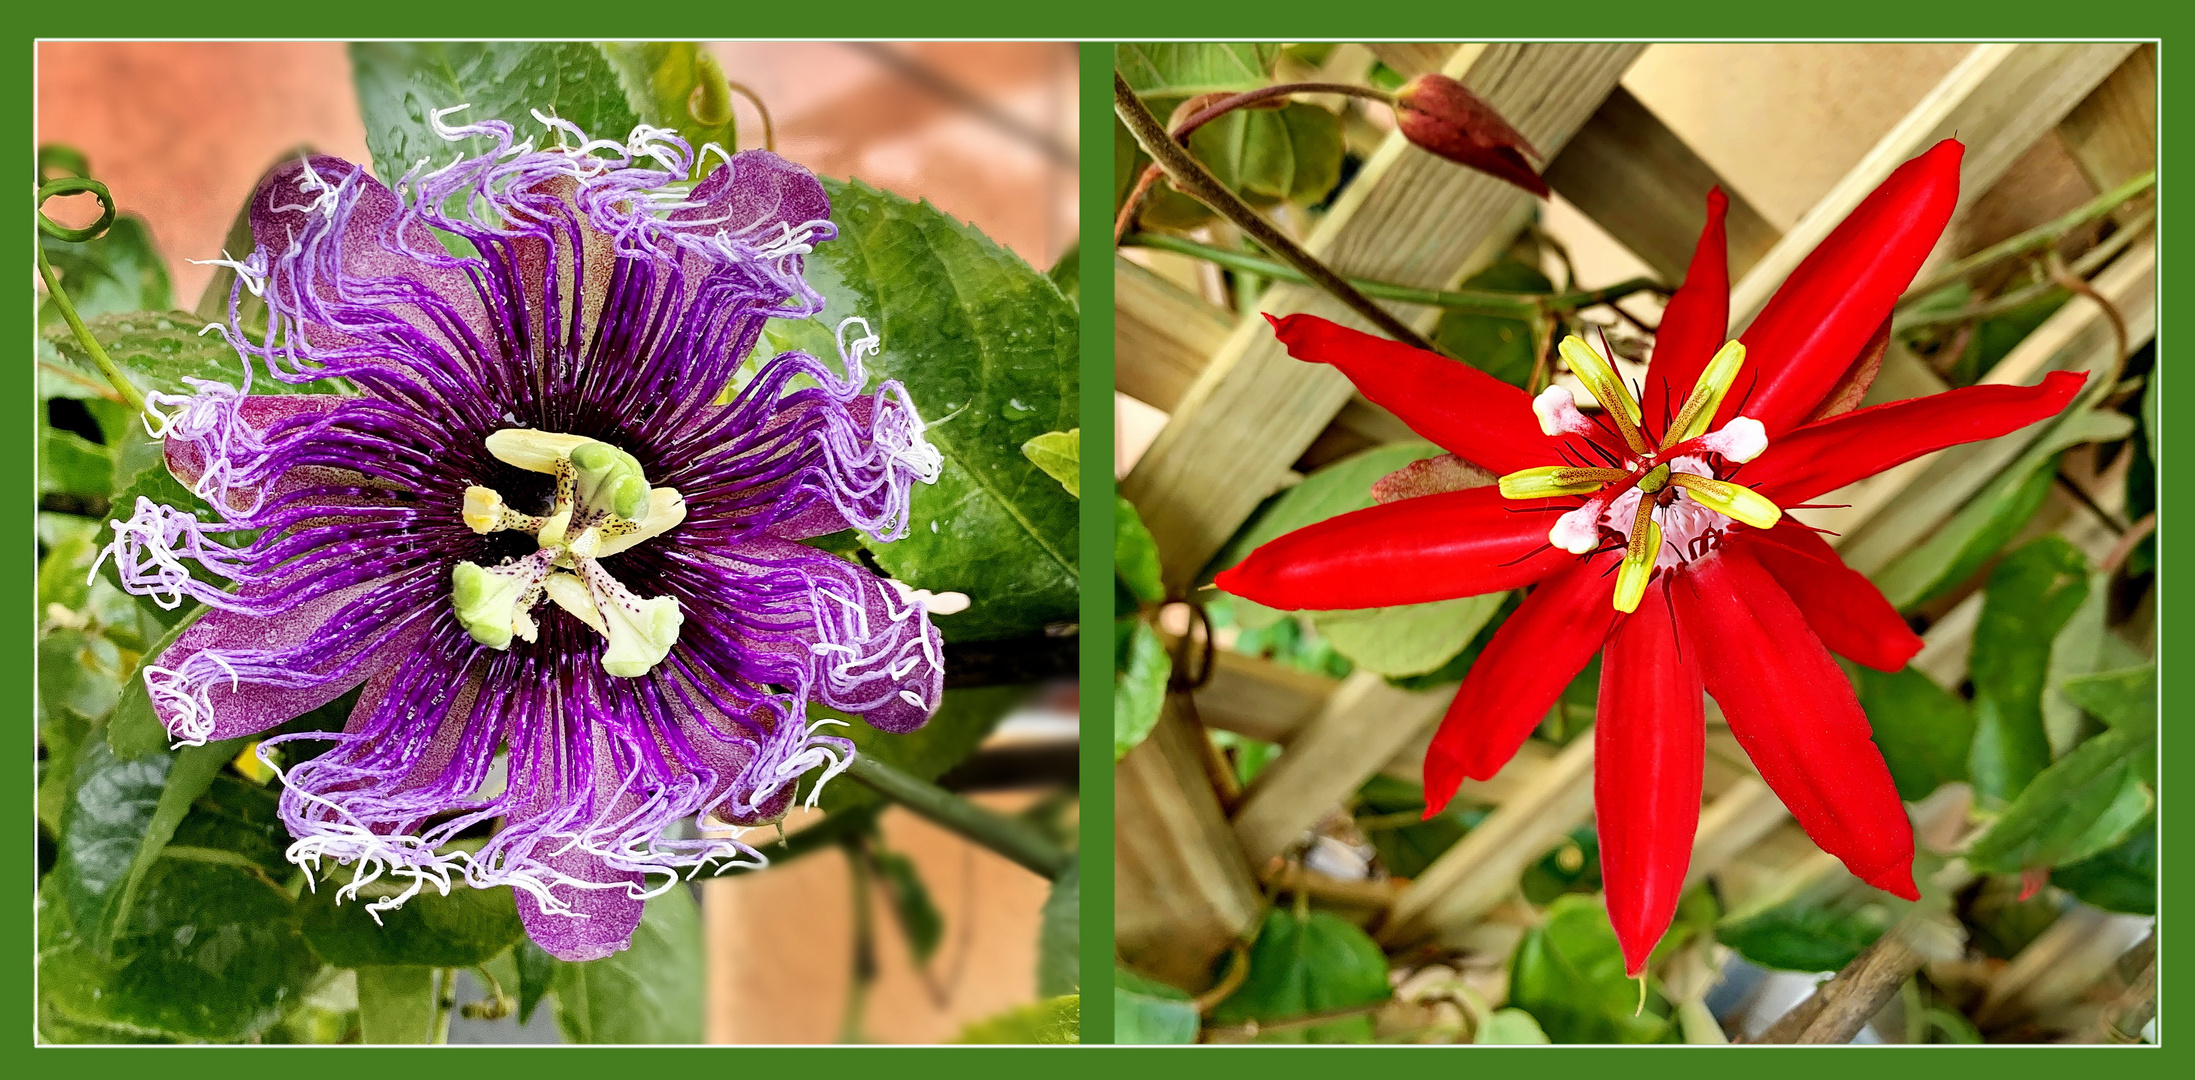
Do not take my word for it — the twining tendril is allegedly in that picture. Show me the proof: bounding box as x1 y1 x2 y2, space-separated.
35 164 145 413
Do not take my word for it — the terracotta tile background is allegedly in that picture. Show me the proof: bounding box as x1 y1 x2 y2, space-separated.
37 40 1079 1046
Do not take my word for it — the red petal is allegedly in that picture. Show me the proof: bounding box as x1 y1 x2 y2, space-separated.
1672 549 1918 899
1424 552 1621 810
1642 187 1731 436
1595 582 1704 977
1266 313 1567 475
1730 139 1963 436
1744 525 1923 672
1213 486 1573 610
1746 371 2087 505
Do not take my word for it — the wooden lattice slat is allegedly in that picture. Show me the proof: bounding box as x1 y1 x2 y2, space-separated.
1728 42 2139 328
1545 86 1782 284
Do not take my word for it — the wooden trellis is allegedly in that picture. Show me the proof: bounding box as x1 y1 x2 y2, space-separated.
1112 40 2156 1032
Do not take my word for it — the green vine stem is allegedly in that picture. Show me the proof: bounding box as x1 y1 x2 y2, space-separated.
1893 206 2153 332
1114 70 1439 354
1898 169 2156 304
35 176 148 414
842 754 1071 880
837 837 877 1044
1126 231 1667 321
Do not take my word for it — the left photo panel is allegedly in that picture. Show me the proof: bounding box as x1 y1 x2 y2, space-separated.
34 41 1082 1045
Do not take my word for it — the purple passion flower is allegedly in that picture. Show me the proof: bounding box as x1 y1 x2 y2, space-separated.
95 110 946 961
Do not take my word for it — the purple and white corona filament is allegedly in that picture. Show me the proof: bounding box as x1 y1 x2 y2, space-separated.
94 110 946 961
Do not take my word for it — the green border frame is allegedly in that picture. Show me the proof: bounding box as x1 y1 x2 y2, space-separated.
9 6 2189 1069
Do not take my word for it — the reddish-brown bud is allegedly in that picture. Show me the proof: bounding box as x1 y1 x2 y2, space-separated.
1393 73 1550 198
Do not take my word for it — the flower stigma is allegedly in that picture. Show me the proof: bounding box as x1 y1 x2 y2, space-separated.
452 428 690 676
1503 335 1784 613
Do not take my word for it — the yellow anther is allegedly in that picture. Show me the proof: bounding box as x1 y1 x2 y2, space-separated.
1613 498 1660 614
1668 473 1783 530
1665 340 1747 447
1558 335 1649 455
462 486 506 533
1498 465 1625 500
537 507 573 550
1635 463 1672 494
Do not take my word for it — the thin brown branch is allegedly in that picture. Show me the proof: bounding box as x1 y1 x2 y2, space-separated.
1115 70 1436 352
1755 921 1928 1044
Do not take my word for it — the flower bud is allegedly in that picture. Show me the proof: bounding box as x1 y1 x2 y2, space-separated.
1393 73 1549 198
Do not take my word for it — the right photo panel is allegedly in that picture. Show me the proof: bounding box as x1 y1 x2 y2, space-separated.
1111 42 2157 1045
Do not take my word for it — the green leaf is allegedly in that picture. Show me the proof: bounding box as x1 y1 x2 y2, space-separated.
1037 856 1080 996
1968 537 2090 807
1115 496 1165 604
356 965 437 1044
1114 618 1172 761
513 938 558 1025
1875 408 2130 608
350 42 642 187
169 774 293 877
1356 775 1473 880
53 734 244 955
1477 1008 1552 1044
1209 908 1392 1044
1115 44 1281 96
1311 592 1503 678
1021 428 1080 498
1507 895 1672 1043
298 872 526 968
1186 102 1344 209
41 427 111 498
954 994 1080 1044
794 178 1080 643
1114 966 1199 1044
1048 244 1080 304
2058 665 2156 730
39 215 173 331
37 629 123 729
1430 261 1555 388
807 685 1021 813
36 515 100 616
1965 724 2155 875
2050 814 2155 915
1717 893 1894 973
870 846 945 965
597 43 737 170
1858 665 1975 801
551 887 706 1044
38 857 320 1042
46 310 268 400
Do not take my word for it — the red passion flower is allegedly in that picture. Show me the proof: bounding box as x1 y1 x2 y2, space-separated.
1214 139 2086 975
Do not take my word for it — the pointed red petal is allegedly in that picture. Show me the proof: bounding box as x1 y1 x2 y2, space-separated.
1731 139 1964 436
1746 370 2086 505
1744 525 1923 673
1595 582 1704 977
1672 549 1918 899
1213 486 1573 610
1266 312 1566 475
1424 552 1621 810
1643 187 1731 435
